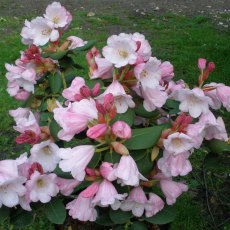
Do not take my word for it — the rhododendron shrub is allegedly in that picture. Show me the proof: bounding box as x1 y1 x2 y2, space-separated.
1 2 230 229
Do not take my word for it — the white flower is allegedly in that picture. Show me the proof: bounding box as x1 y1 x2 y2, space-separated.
30 140 60 172
173 88 211 118
58 145 95 181
26 171 59 203
102 33 137 68
163 132 194 155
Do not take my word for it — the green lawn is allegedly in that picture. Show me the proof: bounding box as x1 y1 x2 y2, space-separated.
0 9 230 230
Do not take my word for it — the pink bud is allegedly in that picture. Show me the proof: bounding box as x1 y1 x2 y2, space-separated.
207 62 215 72
99 162 117 181
104 93 114 111
96 101 106 115
74 93 83 101
198 58 206 70
81 182 100 198
112 121 132 139
80 85 91 98
111 142 129 155
85 168 96 176
87 123 107 139
92 83 100 97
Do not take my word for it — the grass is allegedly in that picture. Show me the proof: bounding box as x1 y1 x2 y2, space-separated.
0 7 230 230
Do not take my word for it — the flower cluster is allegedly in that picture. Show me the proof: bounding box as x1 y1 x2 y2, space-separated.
2 1 230 227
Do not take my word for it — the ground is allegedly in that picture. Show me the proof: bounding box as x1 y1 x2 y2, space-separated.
0 0 229 230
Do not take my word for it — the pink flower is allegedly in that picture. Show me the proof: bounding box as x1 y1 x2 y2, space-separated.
134 57 161 89
0 160 19 185
131 32 151 63
157 151 192 177
44 2 71 28
115 155 147 186
30 140 60 172
62 77 85 101
160 61 174 82
66 192 97 221
173 88 211 118
166 80 186 96
97 80 135 113
14 90 30 101
92 180 127 207
87 123 107 139
56 177 80 196
112 121 132 139
58 145 95 181
120 187 147 217
81 182 100 198
145 193 164 217
198 58 206 70
102 33 137 68
216 85 230 112
26 171 59 203
163 132 194 155
21 17 59 46
99 162 117 181
53 99 98 141
0 177 26 208
142 86 168 112
155 174 188 205
186 123 204 149
67 36 87 49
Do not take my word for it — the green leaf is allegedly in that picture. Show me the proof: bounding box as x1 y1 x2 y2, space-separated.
48 72 63 94
207 139 230 153
131 222 148 230
0 206 10 223
44 198 66 224
64 67 79 84
74 181 91 192
125 124 170 150
130 150 147 161
85 79 104 92
135 102 159 118
49 120 61 141
164 99 180 114
96 212 114 226
42 50 68 60
87 153 101 168
112 109 135 126
72 40 96 52
10 209 34 229
104 151 121 163
53 166 73 179
109 209 132 224
144 205 176 225
136 152 153 176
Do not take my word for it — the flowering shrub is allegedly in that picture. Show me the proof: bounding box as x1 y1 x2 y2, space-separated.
2 2 230 228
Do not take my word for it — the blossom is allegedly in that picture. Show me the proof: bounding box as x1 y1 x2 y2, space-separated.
216 85 230 112
134 57 161 89
99 162 117 181
44 2 71 28
155 174 188 205
115 155 147 186
62 77 85 101
97 80 135 113
102 33 137 68
0 177 26 208
163 132 194 155
26 171 59 203
142 86 168 112
160 61 174 82
198 58 206 70
30 140 60 172
112 121 132 139
58 145 95 181
56 178 80 196
145 193 164 217
87 123 107 139
92 180 126 207
157 151 192 177
21 17 59 46
67 36 87 49
173 88 211 118
131 32 151 63
120 187 147 217
0 160 19 185
53 99 98 141
66 192 97 221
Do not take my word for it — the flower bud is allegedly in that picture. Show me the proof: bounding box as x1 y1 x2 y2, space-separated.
207 62 215 72
92 83 100 97
111 142 129 155
198 58 206 70
104 93 114 111
112 121 132 139
87 123 107 139
80 85 91 98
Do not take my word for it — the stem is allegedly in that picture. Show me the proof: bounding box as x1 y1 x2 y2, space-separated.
61 72 67 89
95 146 110 153
119 66 129 82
